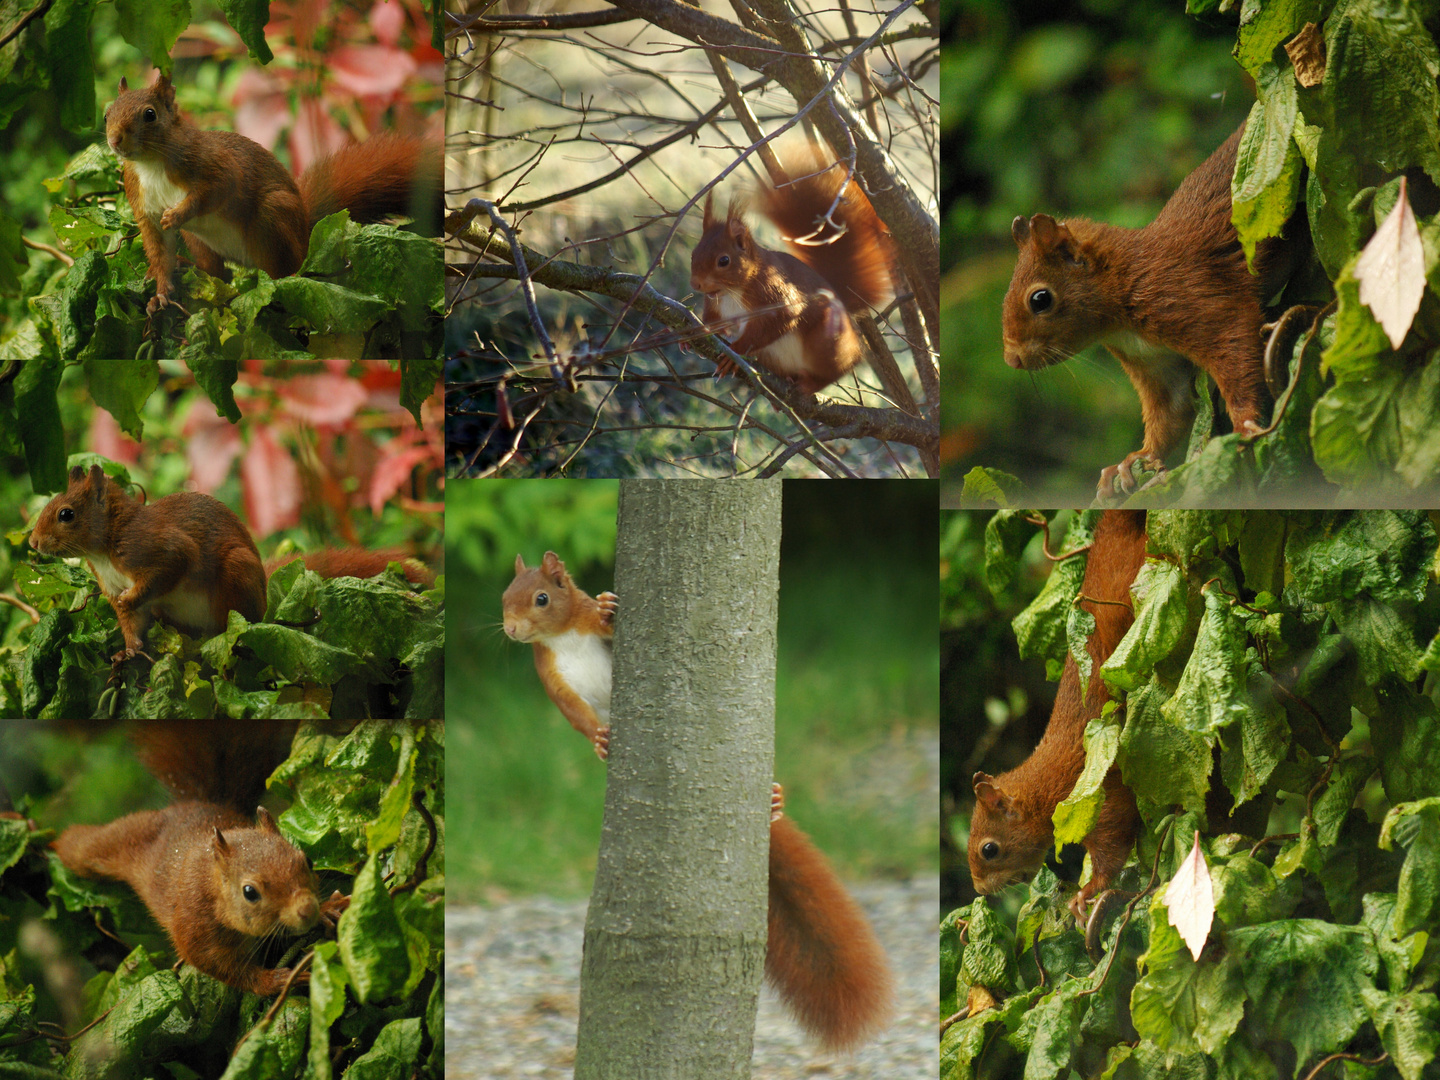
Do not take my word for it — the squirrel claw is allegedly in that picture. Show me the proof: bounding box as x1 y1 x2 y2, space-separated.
596 592 618 625
593 726 611 760
320 891 350 928
771 782 785 822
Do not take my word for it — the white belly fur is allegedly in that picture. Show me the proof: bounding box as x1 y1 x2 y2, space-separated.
717 292 806 374
549 630 612 722
130 159 251 264
85 553 219 634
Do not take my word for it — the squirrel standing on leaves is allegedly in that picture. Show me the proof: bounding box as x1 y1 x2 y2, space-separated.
51 721 347 997
1003 122 1308 497
104 73 442 315
28 463 432 662
503 552 895 1052
969 510 1146 922
690 151 896 396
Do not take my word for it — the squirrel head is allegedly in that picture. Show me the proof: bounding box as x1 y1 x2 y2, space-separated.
29 464 127 559
105 72 179 161
968 771 1053 896
1002 213 1121 372
690 193 758 297
502 551 579 643
211 807 321 938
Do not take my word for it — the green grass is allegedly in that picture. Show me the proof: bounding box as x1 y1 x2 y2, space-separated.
447 546 938 903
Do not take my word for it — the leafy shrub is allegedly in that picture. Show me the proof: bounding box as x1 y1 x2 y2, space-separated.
944 509 1440 1078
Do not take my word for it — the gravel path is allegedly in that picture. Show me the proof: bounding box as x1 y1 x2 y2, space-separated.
446 876 937 1078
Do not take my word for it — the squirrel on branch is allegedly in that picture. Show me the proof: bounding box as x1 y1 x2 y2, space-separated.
690 150 898 398
502 551 895 1052
104 73 442 315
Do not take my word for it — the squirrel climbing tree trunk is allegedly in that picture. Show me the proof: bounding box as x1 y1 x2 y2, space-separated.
574 479 783 1078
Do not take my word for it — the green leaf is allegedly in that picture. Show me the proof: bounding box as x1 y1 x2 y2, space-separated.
1362 988 1440 1080
338 855 411 1003
1012 512 1100 673
1102 559 1188 693
1286 511 1435 605
1053 713 1121 846
215 0 275 64
1361 892 1429 996
1120 679 1213 813
1162 587 1251 734
219 997 308 1080
1232 66 1304 270
81 359 159 440
113 0 190 75
1131 895 1245 1054
1229 919 1378 1072
344 1017 424 1080
1379 798 1440 938
958 466 1025 508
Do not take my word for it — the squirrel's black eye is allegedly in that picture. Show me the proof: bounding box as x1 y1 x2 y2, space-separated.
535 592 548 607
1028 288 1053 315
243 885 260 903
143 107 157 123
981 841 1000 860
58 508 75 524
718 254 730 268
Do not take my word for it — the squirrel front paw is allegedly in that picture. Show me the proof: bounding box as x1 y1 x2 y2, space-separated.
320 891 351 928
596 591 618 626
771 782 785 821
593 726 611 760
1097 451 1165 500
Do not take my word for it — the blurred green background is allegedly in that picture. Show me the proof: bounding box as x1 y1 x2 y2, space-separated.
446 480 940 903
940 0 1254 503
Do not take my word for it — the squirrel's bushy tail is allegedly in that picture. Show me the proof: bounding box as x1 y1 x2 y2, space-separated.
759 150 896 314
766 814 895 1052
130 721 298 812
300 132 443 233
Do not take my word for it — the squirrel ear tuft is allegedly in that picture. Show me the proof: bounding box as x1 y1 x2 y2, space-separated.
514 553 527 574
255 807 279 834
702 191 717 230
1011 216 1030 246
1029 214 1074 256
541 551 568 582
212 826 231 858
118 76 128 92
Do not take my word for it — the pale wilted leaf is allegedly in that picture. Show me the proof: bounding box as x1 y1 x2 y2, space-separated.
1355 176 1425 351
1285 23 1326 88
1165 830 1215 962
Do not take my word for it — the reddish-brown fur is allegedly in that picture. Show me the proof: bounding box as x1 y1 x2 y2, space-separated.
767 814 894 1052
52 722 345 996
268 548 435 589
105 74 440 313
970 510 1147 916
690 151 895 395
29 464 266 661
1002 124 1306 495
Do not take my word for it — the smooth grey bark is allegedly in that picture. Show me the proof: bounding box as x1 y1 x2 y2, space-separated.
574 480 783 1079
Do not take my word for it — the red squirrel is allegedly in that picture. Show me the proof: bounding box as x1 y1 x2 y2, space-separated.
502 552 895 1052
969 510 1146 920
1003 123 1307 496
104 73 442 314
51 720 348 996
690 151 896 396
28 463 431 662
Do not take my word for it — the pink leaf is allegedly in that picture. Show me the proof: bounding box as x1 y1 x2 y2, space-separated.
279 373 370 427
369 445 433 516
1163 830 1214 963
1355 176 1425 351
242 427 302 538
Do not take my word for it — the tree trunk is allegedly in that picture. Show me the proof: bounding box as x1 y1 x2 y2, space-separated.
574 479 783 1078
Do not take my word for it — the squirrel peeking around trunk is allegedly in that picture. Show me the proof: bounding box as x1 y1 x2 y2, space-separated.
502 551 896 1052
